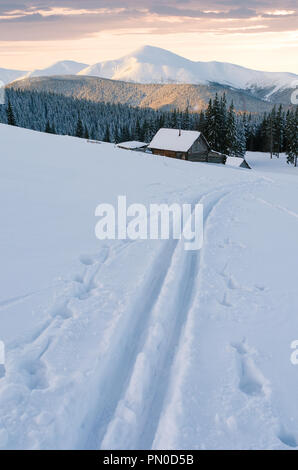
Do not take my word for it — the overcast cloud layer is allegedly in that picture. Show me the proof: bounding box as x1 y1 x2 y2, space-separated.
0 0 297 40
0 1 296 73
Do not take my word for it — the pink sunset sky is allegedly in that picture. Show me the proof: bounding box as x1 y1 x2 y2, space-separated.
0 0 297 73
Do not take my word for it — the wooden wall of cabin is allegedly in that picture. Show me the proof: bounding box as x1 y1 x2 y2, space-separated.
189 137 208 155
151 149 187 159
188 153 208 162
207 154 226 164
188 136 209 162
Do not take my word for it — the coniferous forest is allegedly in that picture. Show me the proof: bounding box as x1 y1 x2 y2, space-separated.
0 88 297 165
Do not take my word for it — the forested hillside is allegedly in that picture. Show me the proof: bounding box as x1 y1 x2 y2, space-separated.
8 75 284 113
1 88 297 163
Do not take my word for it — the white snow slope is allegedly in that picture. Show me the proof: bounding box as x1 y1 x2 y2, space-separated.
0 68 28 85
79 46 297 93
0 62 87 85
0 124 298 450
23 61 88 80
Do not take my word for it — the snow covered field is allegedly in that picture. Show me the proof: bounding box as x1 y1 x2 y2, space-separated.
0 124 298 450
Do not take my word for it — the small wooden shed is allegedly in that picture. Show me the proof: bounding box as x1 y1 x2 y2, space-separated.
117 141 148 152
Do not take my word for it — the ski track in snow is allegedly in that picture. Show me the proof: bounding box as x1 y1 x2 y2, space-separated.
80 188 212 449
2 180 263 450
151 176 298 451
99 187 235 450
0 286 55 311
1 164 296 450
255 197 298 220
81 238 181 449
78 181 255 450
156 180 271 451
4 182 239 450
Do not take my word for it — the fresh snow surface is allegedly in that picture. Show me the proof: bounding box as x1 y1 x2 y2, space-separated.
0 68 28 85
0 126 298 450
149 128 201 152
246 152 298 176
22 61 88 80
79 46 297 93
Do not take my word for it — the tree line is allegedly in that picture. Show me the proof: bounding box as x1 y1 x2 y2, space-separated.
1 88 297 165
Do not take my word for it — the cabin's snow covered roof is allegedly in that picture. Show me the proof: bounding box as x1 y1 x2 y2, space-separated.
149 128 201 153
117 141 148 149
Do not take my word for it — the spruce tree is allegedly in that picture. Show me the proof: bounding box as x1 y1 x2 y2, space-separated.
204 99 214 148
75 116 84 138
235 117 246 158
134 118 142 141
273 105 284 157
198 111 205 133
139 120 147 141
182 106 190 129
285 108 298 166
113 126 120 144
212 93 222 152
45 120 52 133
6 99 16 126
84 125 89 140
103 125 111 143
246 113 256 151
219 93 228 153
170 109 178 128
226 103 237 156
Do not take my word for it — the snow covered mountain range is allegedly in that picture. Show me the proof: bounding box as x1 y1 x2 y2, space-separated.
78 46 297 97
2 46 297 101
23 60 88 80
0 61 88 84
0 67 27 84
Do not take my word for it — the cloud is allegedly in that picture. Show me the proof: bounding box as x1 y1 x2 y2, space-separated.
0 0 296 41
150 5 259 19
4 12 59 22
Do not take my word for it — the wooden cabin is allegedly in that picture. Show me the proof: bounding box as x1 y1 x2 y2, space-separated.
148 128 226 164
148 128 209 161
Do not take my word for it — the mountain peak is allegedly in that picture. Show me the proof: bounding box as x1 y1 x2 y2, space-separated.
77 46 297 94
131 45 160 54
125 45 192 67
3 46 296 99
130 45 177 56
